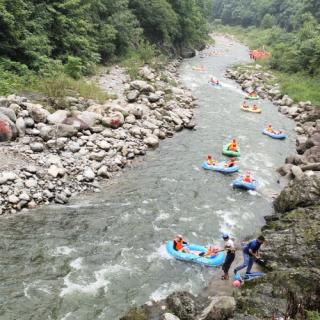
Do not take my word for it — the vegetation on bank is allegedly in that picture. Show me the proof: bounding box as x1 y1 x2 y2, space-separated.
211 0 320 106
0 0 212 99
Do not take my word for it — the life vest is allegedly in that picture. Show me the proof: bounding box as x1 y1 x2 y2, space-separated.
229 143 237 151
243 175 252 183
267 127 273 132
207 159 215 165
174 239 184 251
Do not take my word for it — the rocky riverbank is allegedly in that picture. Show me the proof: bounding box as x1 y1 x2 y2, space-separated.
120 63 320 319
0 61 197 215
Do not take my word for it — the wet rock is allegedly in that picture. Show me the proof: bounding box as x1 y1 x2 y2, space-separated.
274 172 320 213
54 193 69 204
200 296 236 320
166 291 197 320
30 142 44 152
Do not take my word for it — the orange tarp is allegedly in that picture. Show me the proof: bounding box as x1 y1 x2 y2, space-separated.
249 50 271 60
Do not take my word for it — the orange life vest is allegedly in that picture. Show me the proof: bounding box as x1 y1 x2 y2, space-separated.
243 175 252 183
229 143 237 151
175 239 183 251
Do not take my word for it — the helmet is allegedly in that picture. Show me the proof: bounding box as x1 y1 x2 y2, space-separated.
208 155 212 159
222 233 229 239
233 280 242 288
176 234 183 239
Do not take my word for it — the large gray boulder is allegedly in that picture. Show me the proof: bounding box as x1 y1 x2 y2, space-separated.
0 107 17 122
130 80 154 93
47 110 68 125
274 172 320 213
199 296 236 320
166 292 197 320
180 47 196 59
26 103 50 123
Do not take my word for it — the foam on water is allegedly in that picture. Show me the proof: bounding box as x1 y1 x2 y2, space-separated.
147 244 171 262
60 312 72 320
70 257 83 270
155 212 170 221
51 246 76 256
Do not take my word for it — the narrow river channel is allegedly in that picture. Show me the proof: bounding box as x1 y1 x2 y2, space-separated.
0 35 296 320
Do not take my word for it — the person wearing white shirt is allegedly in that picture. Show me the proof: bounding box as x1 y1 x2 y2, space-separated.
221 233 236 280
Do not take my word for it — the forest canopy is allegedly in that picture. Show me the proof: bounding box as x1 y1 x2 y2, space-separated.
211 0 320 76
0 0 211 76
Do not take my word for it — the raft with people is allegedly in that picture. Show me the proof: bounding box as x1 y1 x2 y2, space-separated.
166 241 225 267
245 92 259 100
202 160 239 173
222 139 240 157
263 129 286 139
232 173 257 190
240 103 261 113
192 65 205 71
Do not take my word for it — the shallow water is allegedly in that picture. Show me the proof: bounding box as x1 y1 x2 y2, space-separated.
0 36 296 320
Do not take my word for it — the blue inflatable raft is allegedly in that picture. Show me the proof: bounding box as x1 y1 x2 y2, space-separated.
166 241 225 267
234 272 265 281
262 129 286 139
233 176 257 190
202 161 239 173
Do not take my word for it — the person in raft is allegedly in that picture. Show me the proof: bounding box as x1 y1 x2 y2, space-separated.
267 124 282 135
249 91 257 97
243 172 253 183
173 235 190 253
234 235 265 275
221 233 236 280
242 101 249 108
199 245 219 258
225 158 236 168
228 139 238 152
207 155 216 166
252 104 258 110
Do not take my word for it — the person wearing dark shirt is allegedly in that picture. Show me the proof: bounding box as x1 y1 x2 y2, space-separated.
234 235 265 275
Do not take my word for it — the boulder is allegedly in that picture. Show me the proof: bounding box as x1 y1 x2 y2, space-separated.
302 146 320 163
281 95 294 107
62 116 89 131
8 195 19 204
130 80 154 93
26 103 50 123
102 112 124 129
126 90 140 102
77 111 101 128
97 166 111 178
47 110 68 125
274 172 320 213
40 124 77 141
83 167 95 181
16 117 26 137
161 313 180 320
30 142 44 152
48 165 65 178
0 107 17 122
148 93 161 103
166 292 197 320
296 135 308 154
139 66 155 81
144 135 159 148
199 296 236 320
89 151 106 162
180 47 196 58
291 165 303 180
24 117 34 128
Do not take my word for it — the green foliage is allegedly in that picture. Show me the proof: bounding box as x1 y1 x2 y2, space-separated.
307 311 320 320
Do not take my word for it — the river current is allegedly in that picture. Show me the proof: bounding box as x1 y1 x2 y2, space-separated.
0 36 295 320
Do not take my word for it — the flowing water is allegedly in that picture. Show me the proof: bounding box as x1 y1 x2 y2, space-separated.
0 36 296 320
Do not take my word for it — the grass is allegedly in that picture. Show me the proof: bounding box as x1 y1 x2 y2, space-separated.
214 24 320 106
34 73 110 104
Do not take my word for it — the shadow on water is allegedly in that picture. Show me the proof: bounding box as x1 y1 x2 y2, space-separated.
0 35 296 320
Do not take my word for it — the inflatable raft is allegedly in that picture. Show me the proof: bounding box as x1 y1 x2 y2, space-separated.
245 95 259 100
240 104 261 113
202 161 239 173
222 144 240 157
192 66 205 71
166 241 225 267
262 129 286 139
233 176 257 190
209 81 222 88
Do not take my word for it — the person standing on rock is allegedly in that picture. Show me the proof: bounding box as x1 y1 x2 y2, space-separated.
221 233 235 280
234 235 265 275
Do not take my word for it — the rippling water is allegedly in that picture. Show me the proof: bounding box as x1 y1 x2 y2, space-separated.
0 36 296 320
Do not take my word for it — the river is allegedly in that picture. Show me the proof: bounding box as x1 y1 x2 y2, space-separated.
0 35 296 320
